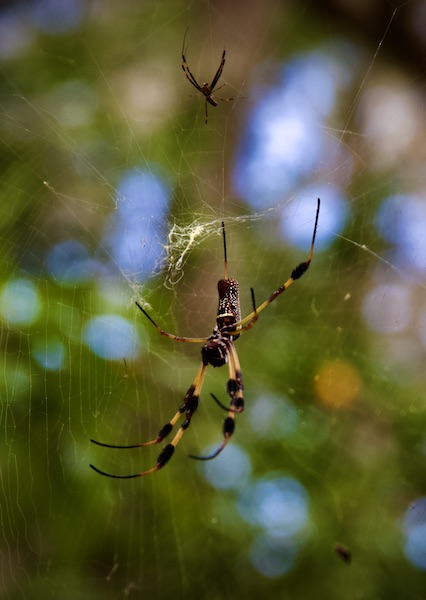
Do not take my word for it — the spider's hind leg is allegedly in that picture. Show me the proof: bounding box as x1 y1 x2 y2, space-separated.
189 342 243 461
143 362 207 471
153 363 205 445
89 363 207 478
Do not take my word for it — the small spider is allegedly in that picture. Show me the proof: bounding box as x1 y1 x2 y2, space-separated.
181 27 234 124
90 199 320 478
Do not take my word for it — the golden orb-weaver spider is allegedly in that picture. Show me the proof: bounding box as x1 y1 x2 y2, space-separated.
181 27 234 124
90 198 320 478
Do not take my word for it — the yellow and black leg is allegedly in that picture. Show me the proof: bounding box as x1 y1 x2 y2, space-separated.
189 343 244 461
90 363 207 478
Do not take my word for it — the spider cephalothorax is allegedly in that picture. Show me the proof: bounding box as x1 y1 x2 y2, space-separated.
202 332 232 368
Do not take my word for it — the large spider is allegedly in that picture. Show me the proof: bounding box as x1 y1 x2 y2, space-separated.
181 27 234 124
90 199 320 478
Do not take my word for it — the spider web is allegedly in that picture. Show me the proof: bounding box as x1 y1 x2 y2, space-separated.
1 0 426 598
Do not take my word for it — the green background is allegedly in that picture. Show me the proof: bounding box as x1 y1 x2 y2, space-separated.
1 0 425 598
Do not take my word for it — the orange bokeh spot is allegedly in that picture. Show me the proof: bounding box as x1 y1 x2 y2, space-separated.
314 359 361 408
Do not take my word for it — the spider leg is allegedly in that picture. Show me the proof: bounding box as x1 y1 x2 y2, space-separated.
212 82 226 93
214 96 234 102
135 301 208 343
210 392 237 413
227 342 244 412
89 363 207 478
182 63 203 93
234 288 258 334
189 342 243 461
181 27 203 93
236 198 320 329
90 362 204 450
210 49 226 91
210 83 235 103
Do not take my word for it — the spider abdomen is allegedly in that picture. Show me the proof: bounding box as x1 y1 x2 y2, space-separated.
204 92 218 107
216 278 241 334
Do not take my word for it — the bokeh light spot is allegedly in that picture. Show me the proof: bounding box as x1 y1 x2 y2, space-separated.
30 0 84 34
83 314 143 360
32 334 66 371
402 497 426 570
0 279 42 326
280 185 348 250
199 444 252 491
362 283 412 334
376 194 426 275
46 240 100 286
250 533 298 578
249 394 299 439
103 167 171 282
234 45 356 210
238 475 309 536
315 359 361 408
